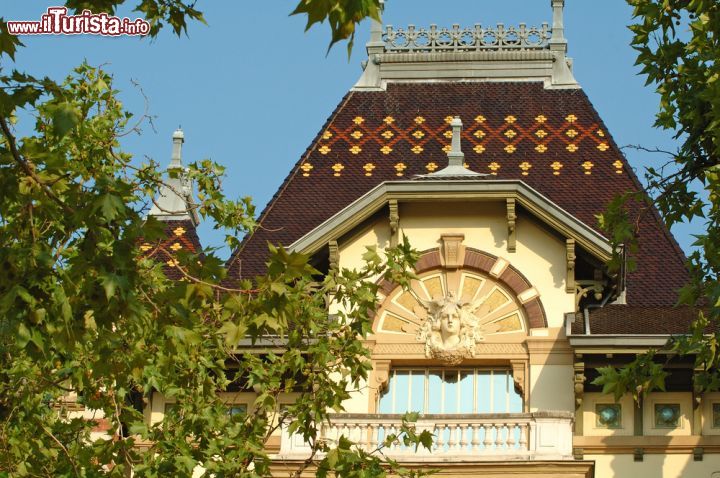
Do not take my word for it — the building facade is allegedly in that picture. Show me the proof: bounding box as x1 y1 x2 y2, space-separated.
146 1 718 476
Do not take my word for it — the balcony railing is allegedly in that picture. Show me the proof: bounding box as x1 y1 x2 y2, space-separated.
279 411 574 461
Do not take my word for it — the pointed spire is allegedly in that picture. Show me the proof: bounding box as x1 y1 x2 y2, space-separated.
426 117 485 178
148 128 199 225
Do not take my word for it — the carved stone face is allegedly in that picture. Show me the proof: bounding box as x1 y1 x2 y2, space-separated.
438 303 461 345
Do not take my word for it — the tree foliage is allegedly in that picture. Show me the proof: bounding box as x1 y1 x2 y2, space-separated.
595 0 720 396
0 1 434 477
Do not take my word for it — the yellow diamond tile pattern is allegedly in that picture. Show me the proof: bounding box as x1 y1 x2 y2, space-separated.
489 162 501 175
300 163 314 177
613 160 623 174
140 243 152 252
170 242 182 251
173 227 186 236
307 113 615 178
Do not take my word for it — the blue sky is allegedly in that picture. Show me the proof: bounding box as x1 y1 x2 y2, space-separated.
5 1 698 257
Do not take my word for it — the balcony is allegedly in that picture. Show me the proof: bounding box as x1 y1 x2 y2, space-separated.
279 411 574 461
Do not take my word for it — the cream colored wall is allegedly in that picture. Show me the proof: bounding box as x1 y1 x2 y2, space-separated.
529 364 574 413
588 453 720 478
338 201 574 329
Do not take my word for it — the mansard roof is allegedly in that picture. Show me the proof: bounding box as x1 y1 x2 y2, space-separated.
229 81 688 311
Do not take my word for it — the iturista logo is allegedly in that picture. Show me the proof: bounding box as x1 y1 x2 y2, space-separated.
6 7 150 36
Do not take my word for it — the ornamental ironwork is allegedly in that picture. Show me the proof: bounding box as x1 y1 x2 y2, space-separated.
383 23 552 52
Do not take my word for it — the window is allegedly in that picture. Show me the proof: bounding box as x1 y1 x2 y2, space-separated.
654 403 681 428
713 403 720 428
378 368 522 414
227 404 247 416
595 404 622 429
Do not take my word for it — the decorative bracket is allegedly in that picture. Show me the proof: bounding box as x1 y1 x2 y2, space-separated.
369 360 391 412
389 200 399 246
574 280 606 311
566 239 576 293
506 198 517 253
574 362 586 410
510 359 528 406
328 240 339 271
440 234 465 269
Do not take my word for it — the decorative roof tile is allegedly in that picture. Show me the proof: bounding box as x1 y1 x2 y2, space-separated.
229 82 688 310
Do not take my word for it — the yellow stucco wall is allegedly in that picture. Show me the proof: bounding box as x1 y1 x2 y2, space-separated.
337 201 574 329
587 453 720 478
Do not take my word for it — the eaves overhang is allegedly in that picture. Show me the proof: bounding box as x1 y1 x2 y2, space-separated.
289 179 613 261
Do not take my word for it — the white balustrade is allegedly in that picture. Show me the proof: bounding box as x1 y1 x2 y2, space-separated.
279 411 574 461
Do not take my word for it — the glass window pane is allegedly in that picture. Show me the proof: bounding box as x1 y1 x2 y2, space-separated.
410 370 425 413
227 404 247 416
395 371 410 413
444 370 459 413
492 371 508 413
378 372 395 413
459 371 474 413
713 403 720 428
476 370 492 413
509 381 523 413
654 403 680 428
427 370 443 414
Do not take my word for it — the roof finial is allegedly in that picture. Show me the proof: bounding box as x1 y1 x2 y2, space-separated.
148 128 198 225
447 117 464 168
549 0 567 53
420 116 485 178
170 128 184 169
